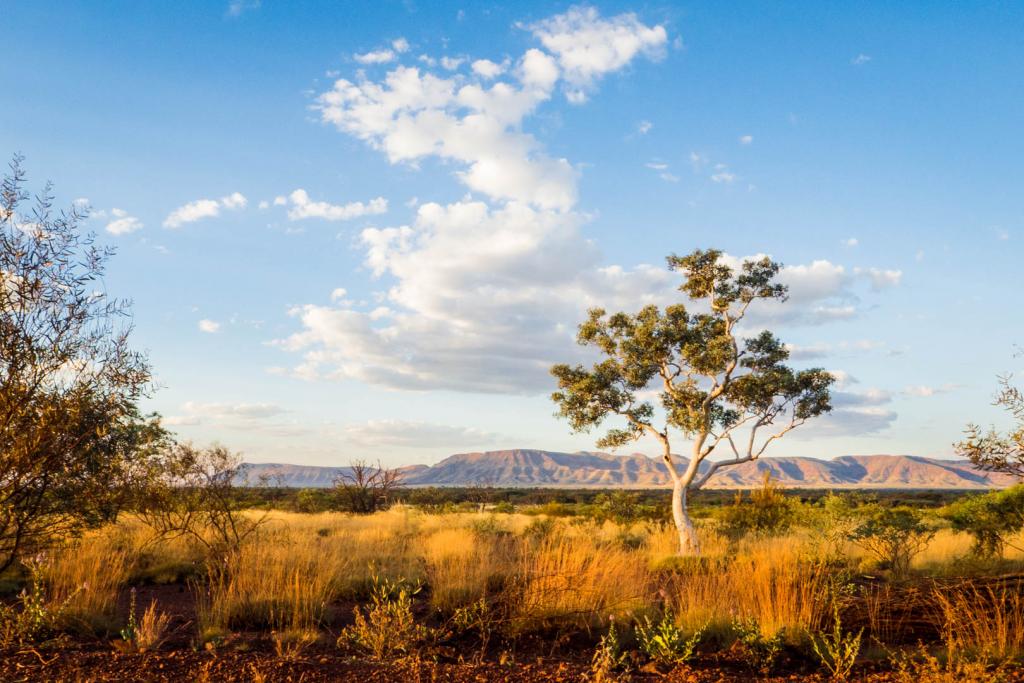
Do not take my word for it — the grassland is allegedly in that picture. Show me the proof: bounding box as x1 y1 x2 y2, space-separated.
3 494 1024 682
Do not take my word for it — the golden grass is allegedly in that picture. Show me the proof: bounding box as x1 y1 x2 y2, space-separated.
40 530 132 632
196 528 339 633
508 533 653 632
934 584 1024 663
24 504 1024 659
668 534 826 641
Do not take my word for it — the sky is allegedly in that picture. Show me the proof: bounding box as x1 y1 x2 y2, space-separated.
2 1 1022 467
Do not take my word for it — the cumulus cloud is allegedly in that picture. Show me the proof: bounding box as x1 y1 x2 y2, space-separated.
285 189 388 221
342 419 502 448
851 53 871 65
198 319 221 333
314 6 665 210
526 5 667 102
280 8 905 395
471 59 506 78
105 208 143 235
163 193 247 228
739 135 753 145
354 49 396 65
854 266 902 290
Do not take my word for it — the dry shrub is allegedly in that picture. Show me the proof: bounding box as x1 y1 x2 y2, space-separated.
934 583 1024 663
507 534 652 632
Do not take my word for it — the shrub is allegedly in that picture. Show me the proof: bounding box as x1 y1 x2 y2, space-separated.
941 485 1024 559
588 619 630 682
732 616 785 674
720 473 796 539
851 506 936 578
593 492 642 525
810 601 862 681
0 558 78 647
338 576 428 660
635 611 704 667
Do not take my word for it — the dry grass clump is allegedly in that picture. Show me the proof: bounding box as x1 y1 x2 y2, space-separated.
420 527 510 613
933 583 1024 663
668 535 826 641
195 531 337 636
40 531 132 633
507 534 653 633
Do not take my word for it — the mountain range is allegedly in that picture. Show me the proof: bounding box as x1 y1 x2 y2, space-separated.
243 449 1020 489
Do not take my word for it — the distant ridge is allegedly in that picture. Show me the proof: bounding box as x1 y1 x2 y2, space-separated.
244 450 1020 489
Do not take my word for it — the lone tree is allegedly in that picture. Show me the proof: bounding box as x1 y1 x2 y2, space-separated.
0 155 159 571
551 249 834 555
334 459 403 514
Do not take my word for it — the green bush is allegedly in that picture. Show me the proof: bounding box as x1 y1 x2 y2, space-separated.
851 506 937 578
941 485 1024 558
720 473 796 539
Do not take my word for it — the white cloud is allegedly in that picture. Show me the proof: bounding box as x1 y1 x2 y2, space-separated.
330 287 348 302
227 0 260 17
105 208 143 235
163 193 247 228
902 384 958 397
392 37 410 53
526 6 667 102
198 319 221 333
342 419 501 448
854 266 902 290
645 161 668 171
851 53 871 65
843 237 859 247
315 7 665 211
354 49 396 65
258 200 270 210
220 191 247 210
739 135 753 145
637 120 652 135
440 56 465 70
285 189 388 221
785 342 832 360
164 400 292 431
285 8 903 394
710 170 736 184
471 59 506 78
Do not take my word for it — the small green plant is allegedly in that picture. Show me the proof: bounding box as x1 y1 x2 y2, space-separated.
338 575 428 660
811 602 862 680
635 611 705 667
447 597 497 661
588 618 630 682
0 556 79 647
732 617 784 674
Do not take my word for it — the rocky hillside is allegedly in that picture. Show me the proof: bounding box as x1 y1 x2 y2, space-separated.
244 449 1019 489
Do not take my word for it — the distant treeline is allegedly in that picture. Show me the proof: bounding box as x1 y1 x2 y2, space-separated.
231 485 971 516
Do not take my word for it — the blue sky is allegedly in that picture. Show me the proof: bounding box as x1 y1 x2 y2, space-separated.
2 1 1022 466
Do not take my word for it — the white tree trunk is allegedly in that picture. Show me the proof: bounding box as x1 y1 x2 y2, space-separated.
672 477 699 555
